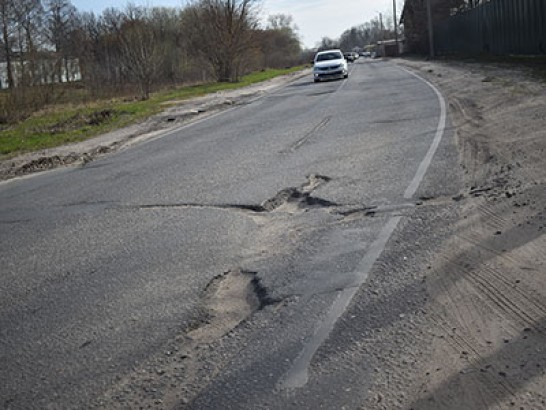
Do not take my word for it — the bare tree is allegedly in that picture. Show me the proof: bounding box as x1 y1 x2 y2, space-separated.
12 0 43 87
98 8 126 87
46 0 78 82
267 13 296 31
261 13 301 68
148 7 185 84
317 37 339 51
118 16 164 99
184 0 259 82
0 0 15 88
70 11 103 90
339 22 383 51
1 0 310 112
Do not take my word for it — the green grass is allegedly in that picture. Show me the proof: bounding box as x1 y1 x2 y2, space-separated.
0 66 304 158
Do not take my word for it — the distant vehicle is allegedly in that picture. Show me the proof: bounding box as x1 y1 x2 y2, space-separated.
361 51 372 58
343 52 355 62
313 49 349 83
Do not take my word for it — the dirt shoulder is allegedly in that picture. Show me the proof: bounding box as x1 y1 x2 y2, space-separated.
0 69 310 182
383 58 546 409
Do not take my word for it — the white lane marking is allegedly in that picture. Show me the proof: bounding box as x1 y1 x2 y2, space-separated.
280 216 403 390
399 67 447 199
280 64 448 390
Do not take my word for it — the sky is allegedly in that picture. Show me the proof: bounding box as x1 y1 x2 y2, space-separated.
70 0 397 48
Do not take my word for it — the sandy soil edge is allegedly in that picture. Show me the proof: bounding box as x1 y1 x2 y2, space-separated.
384 58 546 410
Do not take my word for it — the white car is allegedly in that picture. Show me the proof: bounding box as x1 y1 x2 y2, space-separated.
313 49 348 83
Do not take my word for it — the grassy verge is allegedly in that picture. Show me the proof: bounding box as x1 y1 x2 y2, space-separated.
0 66 304 159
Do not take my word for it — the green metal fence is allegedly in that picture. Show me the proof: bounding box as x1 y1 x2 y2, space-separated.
434 0 546 55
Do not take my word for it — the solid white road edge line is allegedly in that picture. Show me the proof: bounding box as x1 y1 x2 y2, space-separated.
279 216 403 390
400 66 448 199
279 64 448 391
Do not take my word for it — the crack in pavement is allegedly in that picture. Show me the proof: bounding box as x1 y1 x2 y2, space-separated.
335 193 473 218
129 197 424 220
336 202 417 217
129 174 337 214
129 195 337 214
281 116 332 153
132 203 266 212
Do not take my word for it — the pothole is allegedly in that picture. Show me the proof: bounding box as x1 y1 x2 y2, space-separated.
189 269 274 341
259 187 336 212
259 174 336 213
95 269 278 409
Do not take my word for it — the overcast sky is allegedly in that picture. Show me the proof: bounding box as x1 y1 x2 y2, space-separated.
70 0 398 48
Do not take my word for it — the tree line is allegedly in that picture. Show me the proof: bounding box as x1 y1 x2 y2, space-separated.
0 0 302 121
317 15 398 53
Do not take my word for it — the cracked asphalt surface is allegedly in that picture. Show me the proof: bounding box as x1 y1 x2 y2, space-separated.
0 60 460 409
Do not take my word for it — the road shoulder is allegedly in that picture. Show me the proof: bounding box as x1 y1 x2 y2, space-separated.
376 58 546 409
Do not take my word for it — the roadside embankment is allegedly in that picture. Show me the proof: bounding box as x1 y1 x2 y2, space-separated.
388 58 546 410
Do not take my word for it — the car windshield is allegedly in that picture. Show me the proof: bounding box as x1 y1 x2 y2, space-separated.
316 52 342 62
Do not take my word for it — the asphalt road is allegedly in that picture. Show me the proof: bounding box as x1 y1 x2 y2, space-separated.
0 60 460 409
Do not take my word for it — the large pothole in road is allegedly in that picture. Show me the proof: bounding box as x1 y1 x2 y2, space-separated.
189 269 273 342
95 270 277 409
259 174 336 213
260 186 337 212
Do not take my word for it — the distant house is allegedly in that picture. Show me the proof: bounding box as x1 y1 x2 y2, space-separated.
0 56 81 89
401 0 466 54
376 40 404 57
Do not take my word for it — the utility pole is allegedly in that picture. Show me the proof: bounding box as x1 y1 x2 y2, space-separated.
379 12 384 40
426 0 435 58
393 0 398 54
